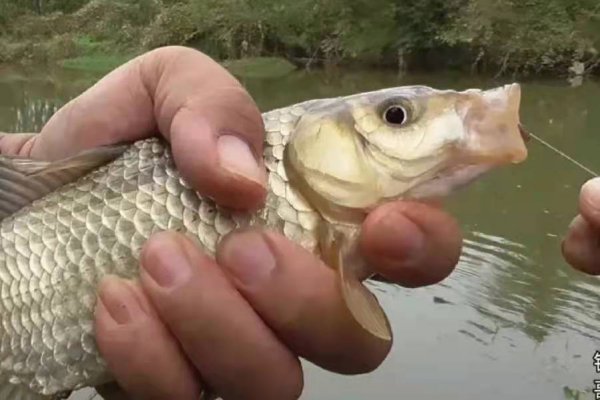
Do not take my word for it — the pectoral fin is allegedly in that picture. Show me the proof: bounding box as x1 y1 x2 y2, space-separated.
321 225 392 342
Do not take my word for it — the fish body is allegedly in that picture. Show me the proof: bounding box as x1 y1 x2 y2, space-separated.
0 84 528 399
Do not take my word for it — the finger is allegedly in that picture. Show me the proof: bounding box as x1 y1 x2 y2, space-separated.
1 46 267 210
562 214 600 275
579 177 600 230
0 133 37 155
359 200 463 288
94 276 201 400
139 231 303 400
217 229 392 375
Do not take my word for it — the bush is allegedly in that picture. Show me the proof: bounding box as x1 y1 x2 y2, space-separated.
0 0 598 75
142 2 201 49
440 0 600 74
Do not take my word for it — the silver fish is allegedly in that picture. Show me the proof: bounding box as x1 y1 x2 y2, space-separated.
0 84 527 399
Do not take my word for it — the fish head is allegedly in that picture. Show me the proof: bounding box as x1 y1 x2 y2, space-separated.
285 83 528 219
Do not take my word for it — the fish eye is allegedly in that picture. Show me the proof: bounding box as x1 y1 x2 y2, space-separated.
383 105 407 126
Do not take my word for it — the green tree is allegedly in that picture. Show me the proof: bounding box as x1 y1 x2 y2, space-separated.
0 0 599 75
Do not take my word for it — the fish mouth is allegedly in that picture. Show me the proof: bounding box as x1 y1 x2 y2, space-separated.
459 83 529 166
406 103 529 200
390 83 530 202
404 163 494 200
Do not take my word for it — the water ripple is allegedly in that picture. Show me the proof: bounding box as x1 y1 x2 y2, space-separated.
437 230 600 343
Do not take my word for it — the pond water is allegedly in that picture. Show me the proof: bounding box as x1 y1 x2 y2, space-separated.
1 64 600 400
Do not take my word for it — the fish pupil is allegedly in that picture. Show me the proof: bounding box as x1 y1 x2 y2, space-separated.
384 106 406 125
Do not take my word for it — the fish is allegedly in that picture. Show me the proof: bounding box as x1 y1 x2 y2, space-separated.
0 83 528 399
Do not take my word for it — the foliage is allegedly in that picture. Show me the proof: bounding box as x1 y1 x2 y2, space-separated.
440 0 600 74
182 0 399 64
222 57 297 79
0 0 598 75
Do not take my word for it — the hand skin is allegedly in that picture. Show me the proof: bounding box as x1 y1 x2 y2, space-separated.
562 177 600 275
0 47 463 400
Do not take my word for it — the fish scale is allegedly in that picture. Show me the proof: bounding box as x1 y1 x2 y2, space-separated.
0 102 321 398
0 83 529 399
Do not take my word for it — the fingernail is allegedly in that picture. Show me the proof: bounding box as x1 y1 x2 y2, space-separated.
370 212 425 265
98 277 145 325
220 230 276 287
142 232 192 288
582 178 600 208
569 215 583 230
217 135 264 186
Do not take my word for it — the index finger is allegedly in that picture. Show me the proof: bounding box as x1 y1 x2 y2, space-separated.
0 46 267 210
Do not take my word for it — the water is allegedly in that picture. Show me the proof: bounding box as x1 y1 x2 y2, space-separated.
1 64 600 400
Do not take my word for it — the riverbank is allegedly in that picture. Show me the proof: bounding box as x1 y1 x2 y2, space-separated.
0 0 598 78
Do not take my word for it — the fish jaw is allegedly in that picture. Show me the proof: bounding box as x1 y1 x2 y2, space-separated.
458 83 528 165
402 83 529 201
403 164 493 200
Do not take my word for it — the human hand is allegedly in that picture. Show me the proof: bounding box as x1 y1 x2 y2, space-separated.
562 177 600 275
0 47 463 399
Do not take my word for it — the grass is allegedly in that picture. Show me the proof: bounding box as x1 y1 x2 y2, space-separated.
221 57 297 79
59 54 297 77
73 35 107 53
57 35 139 72
59 53 137 72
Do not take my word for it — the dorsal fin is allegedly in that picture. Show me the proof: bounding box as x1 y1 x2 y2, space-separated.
0 144 128 220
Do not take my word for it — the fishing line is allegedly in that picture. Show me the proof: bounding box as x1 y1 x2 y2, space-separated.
529 132 598 178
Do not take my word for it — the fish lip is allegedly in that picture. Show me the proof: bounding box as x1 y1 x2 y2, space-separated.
460 82 529 165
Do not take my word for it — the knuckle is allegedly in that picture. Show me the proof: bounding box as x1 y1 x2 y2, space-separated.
147 45 208 61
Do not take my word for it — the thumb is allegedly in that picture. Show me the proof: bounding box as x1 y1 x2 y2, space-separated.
0 46 267 211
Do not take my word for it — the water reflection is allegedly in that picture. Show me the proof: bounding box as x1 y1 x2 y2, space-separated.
455 230 600 344
0 65 99 132
12 95 62 132
1 64 599 399
0 83 65 132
